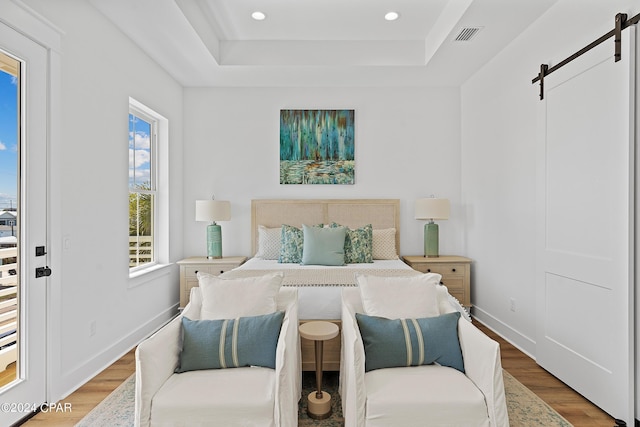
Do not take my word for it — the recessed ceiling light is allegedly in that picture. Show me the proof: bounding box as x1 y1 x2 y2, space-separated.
385 11 399 21
251 11 266 21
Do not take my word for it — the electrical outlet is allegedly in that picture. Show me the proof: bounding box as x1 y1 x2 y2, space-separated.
510 298 516 312
90 320 96 336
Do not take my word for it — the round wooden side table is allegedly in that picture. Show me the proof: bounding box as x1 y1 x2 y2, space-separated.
299 321 340 420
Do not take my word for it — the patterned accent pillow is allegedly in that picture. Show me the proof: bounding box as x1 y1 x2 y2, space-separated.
330 223 373 264
255 225 281 259
372 228 398 259
175 311 284 373
355 311 463 373
278 224 304 263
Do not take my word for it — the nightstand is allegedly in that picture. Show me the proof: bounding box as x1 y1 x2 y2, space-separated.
177 256 247 307
402 255 472 308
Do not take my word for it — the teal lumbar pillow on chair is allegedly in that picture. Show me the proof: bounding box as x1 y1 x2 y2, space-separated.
175 311 284 373
355 311 464 373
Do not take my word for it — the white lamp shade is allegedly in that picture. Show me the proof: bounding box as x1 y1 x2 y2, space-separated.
415 198 450 220
195 200 231 222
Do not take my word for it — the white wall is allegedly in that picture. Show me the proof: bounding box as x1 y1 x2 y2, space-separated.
182 87 463 258
461 0 639 357
22 0 184 400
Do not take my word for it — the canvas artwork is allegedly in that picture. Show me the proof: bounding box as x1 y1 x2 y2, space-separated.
280 109 355 184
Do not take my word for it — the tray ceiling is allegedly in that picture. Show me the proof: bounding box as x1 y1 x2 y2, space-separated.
90 0 557 87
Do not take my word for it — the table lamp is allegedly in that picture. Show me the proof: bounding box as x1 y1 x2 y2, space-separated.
195 199 231 259
415 197 450 257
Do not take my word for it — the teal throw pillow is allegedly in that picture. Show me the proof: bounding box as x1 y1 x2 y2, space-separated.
301 224 347 266
355 311 464 373
330 223 373 263
175 311 284 373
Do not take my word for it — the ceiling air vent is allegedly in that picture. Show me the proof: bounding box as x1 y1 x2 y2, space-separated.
454 27 482 42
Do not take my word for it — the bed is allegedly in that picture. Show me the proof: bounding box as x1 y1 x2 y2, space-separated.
218 199 467 371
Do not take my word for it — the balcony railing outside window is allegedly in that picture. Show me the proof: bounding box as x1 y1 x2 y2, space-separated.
0 246 18 377
129 235 153 268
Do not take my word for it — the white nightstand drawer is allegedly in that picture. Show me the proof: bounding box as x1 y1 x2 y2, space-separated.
440 277 464 291
185 264 238 277
184 266 204 278
420 263 465 276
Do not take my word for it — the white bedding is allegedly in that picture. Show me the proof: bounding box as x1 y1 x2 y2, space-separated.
221 259 470 321
231 258 416 284
222 259 415 319
237 258 411 271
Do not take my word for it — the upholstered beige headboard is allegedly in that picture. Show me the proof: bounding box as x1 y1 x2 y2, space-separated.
250 199 400 256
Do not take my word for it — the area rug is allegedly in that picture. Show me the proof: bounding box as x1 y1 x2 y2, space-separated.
502 370 572 427
76 370 572 426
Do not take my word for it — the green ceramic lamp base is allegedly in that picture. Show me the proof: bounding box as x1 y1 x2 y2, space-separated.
206 222 223 259
424 222 439 257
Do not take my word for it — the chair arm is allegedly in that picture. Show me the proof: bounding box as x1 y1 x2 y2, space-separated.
458 319 509 427
274 288 300 427
134 314 182 427
340 288 367 427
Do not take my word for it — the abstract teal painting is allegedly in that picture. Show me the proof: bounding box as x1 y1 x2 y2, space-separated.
280 109 355 184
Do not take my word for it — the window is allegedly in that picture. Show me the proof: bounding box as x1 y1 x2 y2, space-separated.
129 104 157 270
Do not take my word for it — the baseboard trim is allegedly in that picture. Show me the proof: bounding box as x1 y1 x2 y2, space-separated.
471 306 537 359
51 304 178 402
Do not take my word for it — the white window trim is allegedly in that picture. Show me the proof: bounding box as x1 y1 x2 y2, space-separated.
128 97 170 285
129 105 158 271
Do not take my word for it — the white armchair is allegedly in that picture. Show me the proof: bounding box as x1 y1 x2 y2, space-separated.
340 287 508 427
135 287 301 427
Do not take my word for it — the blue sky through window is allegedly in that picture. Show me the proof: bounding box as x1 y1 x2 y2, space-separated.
129 114 151 189
0 70 18 210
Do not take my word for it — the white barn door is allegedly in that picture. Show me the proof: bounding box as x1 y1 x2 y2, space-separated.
536 27 635 423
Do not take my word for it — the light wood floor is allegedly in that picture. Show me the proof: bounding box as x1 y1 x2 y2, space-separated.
0 361 16 388
19 348 136 426
18 320 615 426
476 322 614 426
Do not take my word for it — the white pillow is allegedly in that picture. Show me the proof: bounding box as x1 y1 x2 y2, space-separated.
198 272 283 319
255 225 282 259
356 273 441 319
372 228 398 259
436 285 456 314
437 284 472 322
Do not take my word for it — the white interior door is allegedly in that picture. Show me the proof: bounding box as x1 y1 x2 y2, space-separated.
0 21 48 426
536 27 635 423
